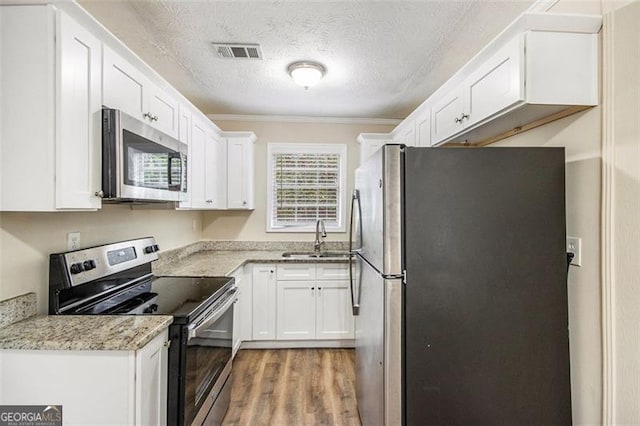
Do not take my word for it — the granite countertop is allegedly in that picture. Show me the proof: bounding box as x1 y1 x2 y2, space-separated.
0 315 173 351
153 241 350 277
0 241 348 352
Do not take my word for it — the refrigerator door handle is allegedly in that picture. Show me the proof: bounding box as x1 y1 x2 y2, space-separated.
349 189 363 254
349 254 361 316
349 189 363 316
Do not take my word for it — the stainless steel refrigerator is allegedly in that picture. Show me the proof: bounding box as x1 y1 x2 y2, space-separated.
349 145 571 425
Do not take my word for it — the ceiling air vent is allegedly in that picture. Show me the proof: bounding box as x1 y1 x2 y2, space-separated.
212 43 263 59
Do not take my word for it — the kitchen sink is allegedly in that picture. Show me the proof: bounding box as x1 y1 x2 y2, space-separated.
281 251 351 259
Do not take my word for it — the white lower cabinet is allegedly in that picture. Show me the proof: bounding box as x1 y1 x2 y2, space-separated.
275 263 354 341
315 280 355 339
231 265 252 357
240 262 353 347
251 264 277 340
277 281 317 340
0 330 169 425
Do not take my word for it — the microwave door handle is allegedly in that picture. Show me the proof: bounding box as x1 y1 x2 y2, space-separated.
187 288 237 340
167 153 181 190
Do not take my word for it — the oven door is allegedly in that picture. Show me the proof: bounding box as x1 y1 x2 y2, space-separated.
103 108 187 202
184 288 236 425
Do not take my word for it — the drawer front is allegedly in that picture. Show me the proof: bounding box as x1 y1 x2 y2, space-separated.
316 263 349 280
276 264 316 280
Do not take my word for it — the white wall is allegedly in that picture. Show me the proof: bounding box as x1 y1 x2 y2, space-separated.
201 120 395 242
603 1 640 423
0 205 202 313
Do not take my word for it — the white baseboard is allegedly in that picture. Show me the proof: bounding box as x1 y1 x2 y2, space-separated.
239 339 355 350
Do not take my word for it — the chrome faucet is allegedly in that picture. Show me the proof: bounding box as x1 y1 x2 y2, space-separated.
314 219 327 253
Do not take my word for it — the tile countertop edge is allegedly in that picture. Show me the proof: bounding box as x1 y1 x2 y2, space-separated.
0 315 173 351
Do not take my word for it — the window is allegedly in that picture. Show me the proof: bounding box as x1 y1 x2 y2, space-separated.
267 143 347 232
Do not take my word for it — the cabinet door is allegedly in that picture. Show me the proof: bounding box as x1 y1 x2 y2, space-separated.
416 109 431 147
227 138 255 209
178 104 191 144
359 139 387 165
464 35 524 128
430 86 465 145
316 280 355 339
276 281 316 340
103 45 146 120
252 264 277 340
145 82 179 138
182 116 207 209
55 10 102 209
203 131 226 209
393 120 416 146
231 267 249 357
135 330 168 426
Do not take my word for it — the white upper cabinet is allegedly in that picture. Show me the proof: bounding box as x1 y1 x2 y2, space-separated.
55 9 102 209
1 5 102 211
178 104 191 145
431 36 524 144
181 115 227 210
392 119 416 146
415 108 431 147
380 12 601 149
102 45 179 138
357 134 391 165
102 45 145 120
463 35 524 128
226 133 256 210
204 131 227 209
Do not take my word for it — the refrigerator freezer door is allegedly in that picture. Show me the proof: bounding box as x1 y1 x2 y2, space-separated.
354 145 403 276
355 254 402 426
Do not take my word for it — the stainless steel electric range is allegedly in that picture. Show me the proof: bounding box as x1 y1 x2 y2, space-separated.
49 237 236 425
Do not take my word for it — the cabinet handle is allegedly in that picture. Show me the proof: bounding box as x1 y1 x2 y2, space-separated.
318 287 322 290
242 201 247 206
206 200 213 204
94 190 104 198
164 340 171 348
143 112 159 122
454 113 469 124
311 287 315 290
270 270 274 274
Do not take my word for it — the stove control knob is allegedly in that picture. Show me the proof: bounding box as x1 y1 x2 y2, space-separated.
153 244 159 252
83 260 96 271
144 246 154 254
70 263 84 274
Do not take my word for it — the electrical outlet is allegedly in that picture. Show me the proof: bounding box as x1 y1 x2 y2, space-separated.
67 232 80 251
566 236 582 267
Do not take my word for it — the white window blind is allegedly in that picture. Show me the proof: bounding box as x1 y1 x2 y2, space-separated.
267 144 347 232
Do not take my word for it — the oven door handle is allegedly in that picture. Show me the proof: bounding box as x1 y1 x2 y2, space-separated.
187 288 237 340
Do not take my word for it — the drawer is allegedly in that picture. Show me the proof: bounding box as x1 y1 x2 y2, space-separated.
276 264 316 280
316 263 349 280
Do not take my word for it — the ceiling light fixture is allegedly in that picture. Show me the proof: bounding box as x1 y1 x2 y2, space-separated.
287 61 326 89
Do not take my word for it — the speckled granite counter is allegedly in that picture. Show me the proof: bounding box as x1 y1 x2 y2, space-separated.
0 293 37 328
153 240 350 277
0 315 173 351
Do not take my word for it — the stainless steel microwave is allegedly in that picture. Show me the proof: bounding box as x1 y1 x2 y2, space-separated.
101 108 187 202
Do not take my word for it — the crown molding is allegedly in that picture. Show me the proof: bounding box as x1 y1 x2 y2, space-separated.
206 114 402 126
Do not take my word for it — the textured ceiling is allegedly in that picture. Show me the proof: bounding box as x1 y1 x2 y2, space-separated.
79 0 534 119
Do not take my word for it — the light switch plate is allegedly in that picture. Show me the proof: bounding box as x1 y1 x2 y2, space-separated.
567 236 581 267
67 232 80 251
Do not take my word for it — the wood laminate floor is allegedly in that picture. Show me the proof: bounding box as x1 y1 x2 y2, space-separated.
222 349 361 426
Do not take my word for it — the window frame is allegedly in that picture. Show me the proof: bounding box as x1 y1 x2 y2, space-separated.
266 143 347 233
